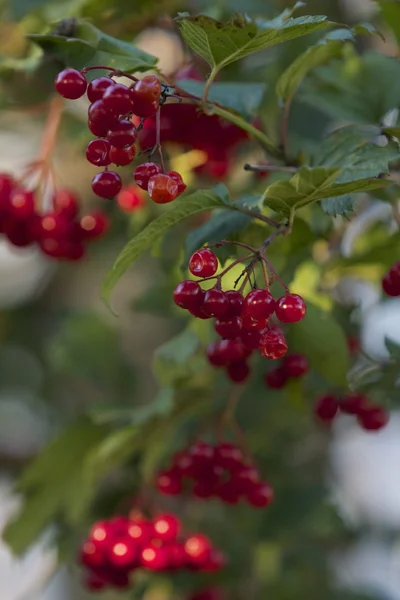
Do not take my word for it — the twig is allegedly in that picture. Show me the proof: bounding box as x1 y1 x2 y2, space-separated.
206 240 258 253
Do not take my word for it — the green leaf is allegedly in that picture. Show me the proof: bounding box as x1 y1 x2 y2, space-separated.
176 80 266 118
177 8 333 76
28 22 157 75
101 187 238 308
184 195 263 264
4 420 107 555
262 167 390 217
276 30 351 102
321 195 354 217
384 337 400 362
153 328 209 387
289 303 350 386
380 1 400 45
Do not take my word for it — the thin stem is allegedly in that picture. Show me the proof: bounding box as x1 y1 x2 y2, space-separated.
206 240 258 253
81 65 138 81
260 257 269 288
37 95 64 165
244 163 297 173
199 253 255 284
260 223 290 251
155 107 165 173
261 256 289 293
236 206 281 228
201 66 219 115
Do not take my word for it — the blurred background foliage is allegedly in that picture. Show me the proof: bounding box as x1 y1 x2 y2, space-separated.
0 0 399 599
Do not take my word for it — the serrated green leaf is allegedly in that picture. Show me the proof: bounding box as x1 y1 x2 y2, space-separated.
184 195 263 265
321 195 354 217
102 188 252 308
176 80 266 118
289 303 350 386
276 31 351 102
177 8 334 76
263 166 390 217
28 22 157 75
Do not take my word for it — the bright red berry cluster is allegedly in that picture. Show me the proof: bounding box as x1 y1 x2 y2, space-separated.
80 512 225 592
174 249 306 383
157 441 274 508
314 392 389 431
0 173 107 259
264 353 309 389
54 68 186 204
382 262 400 296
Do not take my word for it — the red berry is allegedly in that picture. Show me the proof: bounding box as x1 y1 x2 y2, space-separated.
226 361 250 383
188 293 212 319
206 341 227 367
131 76 161 117
109 572 130 589
189 249 218 278
88 119 109 137
35 212 73 240
275 293 306 323
314 394 339 423
9 188 35 220
53 189 78 218
214 316 242 339
202 288 229 318
140 545 168 570
91 171 122 198
243 289 276 320
88 100 118 129
157 469 182 495
167 170 187 195
347 336 360 354
108 539 137 569
259 329 288 360
218 338 249 363
86 139 111 166
165 542 187 569
341 393 368 415
283 354 309 378
153 514 180 542
202 549 227 572
231 465 260 494
242 312 268 331
109 145 136 166
87 76 114 103
172 450 195 476
0 172 14 210
107 119 137 148
63 241 86 261
116 186 143 212
3 218 36 247
126 518 153 545
358 406 389 431
148 174 179 204
102 84 133 115
84 571 108 591
240 329 262 350
193 477 219 499
89 521 115 548
189 442 214 471
224 290 244 317
214 442 243 471
382 263 400 296
134 162 161 190
79 212 109 240
55 68 87 99
80 540 106 569
246 482 274 508
217 480 242 505
184 534 211 565
173 280 203 309
264 367 288 389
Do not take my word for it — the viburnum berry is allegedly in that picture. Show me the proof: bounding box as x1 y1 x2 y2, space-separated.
358 406 389 431
243 289 276 320
87 76 114 103
217 480 241 505
283 354 309 378
264 367 288 389
108 540 137 569
224 290 244 317
259 329 288 360
173 280 203 309
382 262 400 296
35 212 72 240
131 76 161 117
241 313 268 331
189 442 214 470
88 119 109 138
231 465 259 493
275 293 306 323
189 249 218 278
214 442 243 471
134 162 161 190
85 139 111 166
214 316 242 339
153 514 180 542
156 469 182 495
341 393 368 415
202 288 228 318
91 171 122 198
226 361 250 383
218 339 248 364
107 119 137 148
80 540 106 569
240 329 263 350
55 68 87 99
4 219 36 247
148 173 179 204
246 482 274 508
53 189 78 218
141 544 168 570
184 534 211 565
109 145 136 166
88 100 118 129
102 83 133 115
206 341 227 367
84 571 107 591
116 186 144 212
9 188 35 220
314 394 340 423
168 171 187 195
0 173 14 209
79 212 109 240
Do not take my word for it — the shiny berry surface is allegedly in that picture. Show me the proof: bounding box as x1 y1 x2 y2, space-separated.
173 280 202 309
167 170 187 194
148 174 179 204
189 249 218 278
259 329 288 360
340 393 368 415
226 361 250 383
283 354 309 378
87 76 114 102
244 289 276 320
109 145 136 166
264 367 287 389
91 171 122 198
79 212 109 240
107 119 137 148
102 83 133 115
86 139 111 166
134 162 161 190
358 406 389 431
202 288 228 318
55 68 87 99
117 186 143 212
275 293 306 323
314 394 339 423
214 316 242 339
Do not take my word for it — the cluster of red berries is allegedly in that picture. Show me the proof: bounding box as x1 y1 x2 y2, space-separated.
54 68 186 204
0 173 107 259
173 249 306 383
157 441 274 508
314 392 389 431
138 65 248 180
382 262 400 296
80 512 225 592
264 353 309 389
